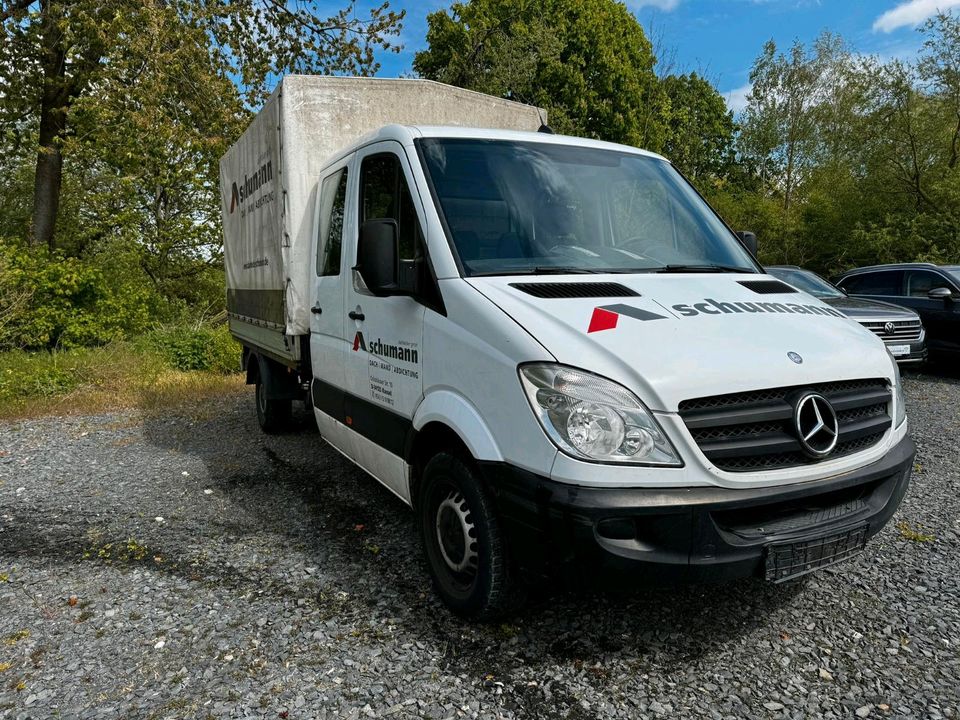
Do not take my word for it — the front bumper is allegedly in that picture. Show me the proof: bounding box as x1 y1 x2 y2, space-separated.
887 340 927 364
483 434 915 586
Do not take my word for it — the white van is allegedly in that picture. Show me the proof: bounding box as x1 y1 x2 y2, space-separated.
221 77 914 619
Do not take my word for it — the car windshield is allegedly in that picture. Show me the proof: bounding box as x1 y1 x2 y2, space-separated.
765 267 843 299
946 267 960 286
418 138 759 277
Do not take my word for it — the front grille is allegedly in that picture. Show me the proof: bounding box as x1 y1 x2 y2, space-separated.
678 379 891 472
858 319 923 343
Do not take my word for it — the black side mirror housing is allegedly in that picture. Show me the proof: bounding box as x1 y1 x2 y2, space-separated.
928 286 953 301
357 219 400 296
357 219 418 297
736 230 758 257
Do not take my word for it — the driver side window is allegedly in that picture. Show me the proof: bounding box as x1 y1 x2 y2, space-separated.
360 153 424 261
904 270 953 297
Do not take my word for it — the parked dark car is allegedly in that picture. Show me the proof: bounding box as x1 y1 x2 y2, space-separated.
833 263 960 363
766 265 927 364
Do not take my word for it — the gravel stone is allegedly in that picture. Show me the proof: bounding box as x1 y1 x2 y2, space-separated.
0 370 958 718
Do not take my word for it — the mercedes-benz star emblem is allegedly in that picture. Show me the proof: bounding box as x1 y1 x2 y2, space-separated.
787 351 803 364
884 321 896 335
793 393 839 459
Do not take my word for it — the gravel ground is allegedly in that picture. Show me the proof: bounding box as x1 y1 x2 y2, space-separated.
0 371 958 720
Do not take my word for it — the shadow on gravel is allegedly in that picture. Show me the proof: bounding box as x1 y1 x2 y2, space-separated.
137 390 810 680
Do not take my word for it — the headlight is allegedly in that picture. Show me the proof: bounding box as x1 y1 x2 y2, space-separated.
891 356 906 427
519 364 681 465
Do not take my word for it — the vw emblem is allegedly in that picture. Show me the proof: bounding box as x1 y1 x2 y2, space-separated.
787 351 803 364
884 321 896 335
793 393 839 459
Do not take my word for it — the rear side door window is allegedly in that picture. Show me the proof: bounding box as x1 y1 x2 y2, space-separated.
317 168 349 276
839 270 903 297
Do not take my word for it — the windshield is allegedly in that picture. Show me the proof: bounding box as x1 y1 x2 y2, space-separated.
418 138 759 277
765 267 843 299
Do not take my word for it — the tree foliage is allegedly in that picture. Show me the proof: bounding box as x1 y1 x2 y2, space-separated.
0 0 403 336
0 0 404 248
725 15 960 272
413 0 669 150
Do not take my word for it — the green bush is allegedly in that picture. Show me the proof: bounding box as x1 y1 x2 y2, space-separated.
0 239 155 351
143 324 240 373
0 351 81 403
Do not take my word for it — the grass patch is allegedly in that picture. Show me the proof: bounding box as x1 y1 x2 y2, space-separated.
0 324 245 420
897 521 935 543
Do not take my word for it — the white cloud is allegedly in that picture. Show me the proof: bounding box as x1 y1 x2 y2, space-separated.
627 0 682 10
723 83 752 113
872 0 960 33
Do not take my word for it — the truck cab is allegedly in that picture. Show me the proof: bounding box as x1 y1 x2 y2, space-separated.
222 79 913 619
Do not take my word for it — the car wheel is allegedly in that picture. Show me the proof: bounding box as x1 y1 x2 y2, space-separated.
418 451 523 620
255 374 290 434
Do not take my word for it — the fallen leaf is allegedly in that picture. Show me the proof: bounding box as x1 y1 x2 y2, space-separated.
353 524 364 532
779 631 791 641
68 596 78 607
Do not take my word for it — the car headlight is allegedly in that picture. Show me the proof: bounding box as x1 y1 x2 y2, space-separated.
519 364 681 465
891 356 906 427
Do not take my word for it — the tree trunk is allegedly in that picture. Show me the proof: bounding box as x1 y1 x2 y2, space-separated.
28 0 68 251
30 104 66 251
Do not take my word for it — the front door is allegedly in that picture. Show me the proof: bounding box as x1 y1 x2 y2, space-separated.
343 143 427 486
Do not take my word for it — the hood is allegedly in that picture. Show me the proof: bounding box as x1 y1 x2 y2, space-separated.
469 274 895 412
823 295 920 320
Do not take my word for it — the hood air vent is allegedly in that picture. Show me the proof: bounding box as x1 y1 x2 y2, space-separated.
510 282 640 299
738 279 798 295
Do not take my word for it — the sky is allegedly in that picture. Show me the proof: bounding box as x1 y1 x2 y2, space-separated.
360 0 960 112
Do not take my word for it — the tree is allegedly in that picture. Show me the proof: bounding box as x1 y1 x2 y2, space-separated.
919 11 960 169
413 0 669 150
0 0 404 250
738 34 851 214
660 72 734 181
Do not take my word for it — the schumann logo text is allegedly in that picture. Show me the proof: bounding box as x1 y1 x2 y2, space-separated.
229 159 273 214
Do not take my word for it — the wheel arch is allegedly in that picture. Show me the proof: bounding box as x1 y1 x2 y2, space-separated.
408 390 504 505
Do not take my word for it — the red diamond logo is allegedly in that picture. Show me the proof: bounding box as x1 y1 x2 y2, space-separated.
587 307 619 333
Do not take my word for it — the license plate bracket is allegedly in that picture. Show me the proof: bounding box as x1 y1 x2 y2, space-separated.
765 525 868 583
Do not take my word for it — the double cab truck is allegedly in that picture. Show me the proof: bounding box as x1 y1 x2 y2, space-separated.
221 76 914 619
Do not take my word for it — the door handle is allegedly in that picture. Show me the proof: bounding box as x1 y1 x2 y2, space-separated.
311 305 322 315
348 310 365 321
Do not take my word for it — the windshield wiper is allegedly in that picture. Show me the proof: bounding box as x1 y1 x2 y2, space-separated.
651 264 757 274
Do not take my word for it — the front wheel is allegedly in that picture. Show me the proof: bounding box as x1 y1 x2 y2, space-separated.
418 452 523 620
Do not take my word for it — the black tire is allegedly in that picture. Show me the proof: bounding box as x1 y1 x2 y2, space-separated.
255 374 291 434
418 452 523 620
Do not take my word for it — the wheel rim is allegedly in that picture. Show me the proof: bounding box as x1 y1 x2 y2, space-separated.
257 381 266 414
434 490 479 580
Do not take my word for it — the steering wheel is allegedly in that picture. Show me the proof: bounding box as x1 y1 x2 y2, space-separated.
617 236 666 260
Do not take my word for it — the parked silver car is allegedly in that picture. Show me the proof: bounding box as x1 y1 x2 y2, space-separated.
766 266 927 363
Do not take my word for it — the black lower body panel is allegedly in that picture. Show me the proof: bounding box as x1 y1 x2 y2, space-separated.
481 434 915 588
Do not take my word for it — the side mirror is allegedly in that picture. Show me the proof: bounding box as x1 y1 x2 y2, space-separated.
928 286 953 301
736 230 758 257
357 219 401 296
